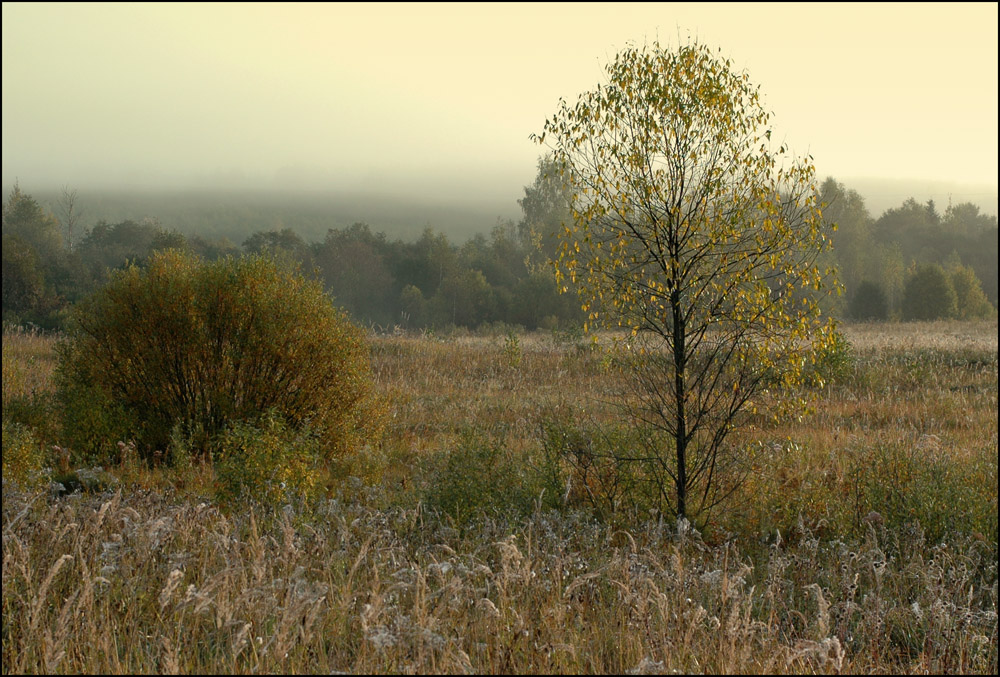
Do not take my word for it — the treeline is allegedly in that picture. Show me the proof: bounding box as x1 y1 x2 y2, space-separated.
818 177 997 321
1 169 583 332
2 169 997 331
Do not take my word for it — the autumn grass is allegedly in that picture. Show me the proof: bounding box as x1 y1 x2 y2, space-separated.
3 485 996 674
2 320 998 674
724 321 998 545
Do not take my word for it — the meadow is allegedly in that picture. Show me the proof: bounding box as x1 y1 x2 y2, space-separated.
2 320 997 674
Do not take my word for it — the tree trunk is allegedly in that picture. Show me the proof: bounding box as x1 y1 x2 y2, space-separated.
671 289 687 520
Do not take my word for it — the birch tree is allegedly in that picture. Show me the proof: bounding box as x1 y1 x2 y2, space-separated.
533 41 839 523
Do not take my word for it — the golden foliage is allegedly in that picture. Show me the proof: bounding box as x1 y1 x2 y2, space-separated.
533 40 841 520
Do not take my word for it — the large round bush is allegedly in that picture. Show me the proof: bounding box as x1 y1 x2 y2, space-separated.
56 250 382 465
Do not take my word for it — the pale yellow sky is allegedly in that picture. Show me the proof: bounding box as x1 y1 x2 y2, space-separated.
2 2 997 205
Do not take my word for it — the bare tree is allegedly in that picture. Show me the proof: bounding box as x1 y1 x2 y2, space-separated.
57 185 82 250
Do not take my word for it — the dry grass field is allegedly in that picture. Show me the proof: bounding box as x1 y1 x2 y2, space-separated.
2 320 997 674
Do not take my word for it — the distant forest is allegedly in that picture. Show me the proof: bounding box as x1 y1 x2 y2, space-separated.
3 165 997 332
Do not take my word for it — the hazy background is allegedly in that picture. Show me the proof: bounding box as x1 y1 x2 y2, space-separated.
3 2 998 228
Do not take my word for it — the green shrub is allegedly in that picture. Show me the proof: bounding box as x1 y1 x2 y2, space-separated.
848 280 889 321
1 420 46 488
420 428 549 524
539 417 656 521
809 326 854 385
846 438 998 543
55 250 384 468
502 330 522 368
213 412 323 508
55 375 135 467
949 264 995 319
1 393 59 445
901 263 957 321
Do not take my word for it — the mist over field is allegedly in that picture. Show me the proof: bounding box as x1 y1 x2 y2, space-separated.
1 183 523 244
2 176 995 249
3 3 997 240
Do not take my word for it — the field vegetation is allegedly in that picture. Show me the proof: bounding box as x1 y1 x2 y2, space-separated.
2 320 997 674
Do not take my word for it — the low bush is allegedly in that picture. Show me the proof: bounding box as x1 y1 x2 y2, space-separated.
539 416 660 521
420 428 550 524
1 420 47 489
213 412 323 509
809 326 855 386
846 437 998 543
